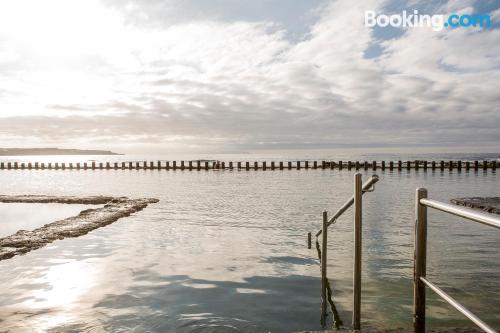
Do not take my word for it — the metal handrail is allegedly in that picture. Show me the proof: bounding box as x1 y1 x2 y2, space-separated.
420 277 497 333
420 199 500 229
315 174 379 237
310 173 379 330
414 188 499 333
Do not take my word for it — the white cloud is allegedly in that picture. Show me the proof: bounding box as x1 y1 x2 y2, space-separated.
0 0 498 152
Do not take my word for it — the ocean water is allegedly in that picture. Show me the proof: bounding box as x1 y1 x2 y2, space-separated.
0 151 498 332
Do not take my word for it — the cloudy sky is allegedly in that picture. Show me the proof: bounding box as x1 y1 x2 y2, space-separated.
0 0 499 153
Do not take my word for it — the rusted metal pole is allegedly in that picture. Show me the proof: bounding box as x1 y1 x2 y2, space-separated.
353 173 362 330
414 188 428 333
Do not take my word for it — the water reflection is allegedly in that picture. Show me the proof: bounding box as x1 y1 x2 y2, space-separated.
0 203 94 237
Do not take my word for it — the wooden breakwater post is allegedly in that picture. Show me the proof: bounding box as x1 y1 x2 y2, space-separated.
1 159 495 172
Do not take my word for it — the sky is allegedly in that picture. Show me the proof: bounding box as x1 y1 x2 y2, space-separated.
0 0 499 154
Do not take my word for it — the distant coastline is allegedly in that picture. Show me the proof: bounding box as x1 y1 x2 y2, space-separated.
0 148 121 156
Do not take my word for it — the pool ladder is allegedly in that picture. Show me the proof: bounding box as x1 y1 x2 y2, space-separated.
308 173 379 329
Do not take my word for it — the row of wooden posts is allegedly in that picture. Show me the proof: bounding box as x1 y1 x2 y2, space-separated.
0 160 497 171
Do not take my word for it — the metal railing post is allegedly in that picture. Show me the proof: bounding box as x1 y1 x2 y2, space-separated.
414 188 428 333
321 211 328 327
353 173 362 330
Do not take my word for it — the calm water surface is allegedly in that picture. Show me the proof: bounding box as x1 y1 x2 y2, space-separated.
0 152 498 332
0 203 95 238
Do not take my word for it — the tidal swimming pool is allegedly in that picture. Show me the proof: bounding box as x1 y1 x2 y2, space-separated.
0 169 498 332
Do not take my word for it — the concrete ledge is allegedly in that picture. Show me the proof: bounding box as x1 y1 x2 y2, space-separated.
0 195 159 260
451 197 500 215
